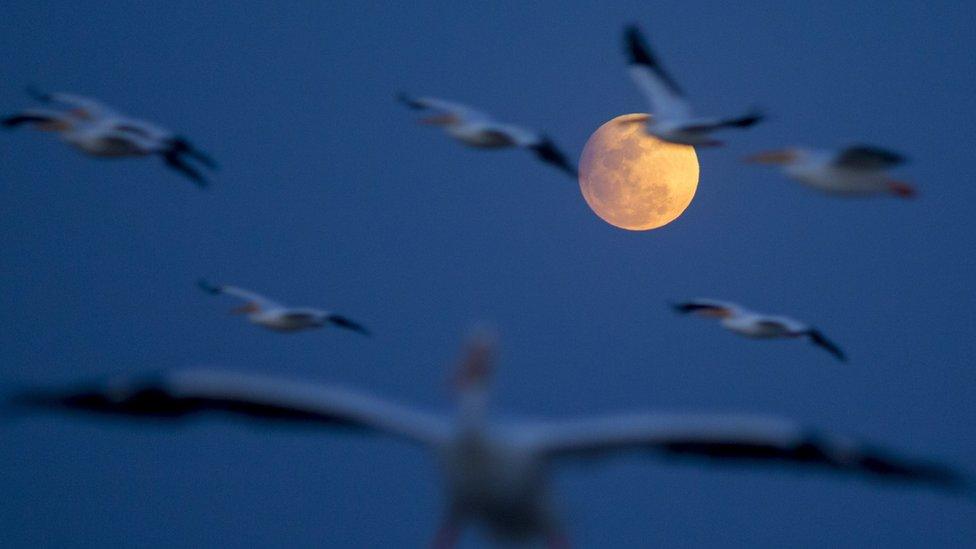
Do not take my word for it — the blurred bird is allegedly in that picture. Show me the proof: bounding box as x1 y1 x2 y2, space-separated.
197 279 370 336
746 145 915 198
397 93 577 177
10 331 965 547
2 87 216 187
672 299 846 362
623 25 762 146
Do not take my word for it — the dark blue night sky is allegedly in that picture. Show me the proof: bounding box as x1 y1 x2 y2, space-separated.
1 1 974 547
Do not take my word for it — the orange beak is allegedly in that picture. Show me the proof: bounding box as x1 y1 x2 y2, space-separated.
745 149 797 165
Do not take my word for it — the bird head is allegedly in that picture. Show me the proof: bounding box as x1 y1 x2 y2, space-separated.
451 326 497 394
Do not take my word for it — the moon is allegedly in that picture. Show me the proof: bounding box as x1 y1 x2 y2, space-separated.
579 114 699 231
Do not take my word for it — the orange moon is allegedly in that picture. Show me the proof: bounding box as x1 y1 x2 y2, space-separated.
579 114 699 231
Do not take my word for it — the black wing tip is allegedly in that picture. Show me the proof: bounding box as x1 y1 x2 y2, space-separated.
845 144 908 166
396 92 422 110
670 301 693 314
197 278 221 295
327 315 372 337
530 137 578 178
806 329 847 362
736 111 765 127
623 24 651 64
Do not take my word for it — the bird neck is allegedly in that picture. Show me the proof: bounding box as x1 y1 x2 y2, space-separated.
457 388 489 434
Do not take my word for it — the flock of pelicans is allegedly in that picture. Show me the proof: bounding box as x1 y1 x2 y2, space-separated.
2 24 963 548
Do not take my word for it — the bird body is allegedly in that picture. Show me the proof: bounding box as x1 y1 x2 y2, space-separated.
747 146 915 198
673 299 846 361
3 89 216 187
11 335 964 546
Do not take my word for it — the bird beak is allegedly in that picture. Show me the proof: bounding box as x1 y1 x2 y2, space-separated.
745 150 795 165
419 114 456 126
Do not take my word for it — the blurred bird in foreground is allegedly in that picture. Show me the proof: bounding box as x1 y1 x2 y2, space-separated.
1 87 216 187
623 25 762 146
397 93 578 177
746 145 915 198
197 279 370 336
672 299 847 362
9 330 965 547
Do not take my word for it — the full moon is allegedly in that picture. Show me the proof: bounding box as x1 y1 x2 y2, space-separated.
579 114 699 231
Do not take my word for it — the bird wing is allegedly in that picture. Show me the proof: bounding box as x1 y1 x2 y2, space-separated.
521 413 963 488
671 299 743 315
834 146 906 170
28 88 120 120
805 329 847 362
11 370 450 446
325 314 372 337
1 108 67 127
396 93 491 124
624 26 692 122
197 279 282 309
680 111 764 133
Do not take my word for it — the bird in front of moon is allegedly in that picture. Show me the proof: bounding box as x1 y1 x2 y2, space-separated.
579 113 699 231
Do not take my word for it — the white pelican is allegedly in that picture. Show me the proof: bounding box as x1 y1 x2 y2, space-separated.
746 145 916 198
11 333 965 546
397 93 578 177
673 299 846 362
623 25 763 146
2 88 216 187
197 279 370 336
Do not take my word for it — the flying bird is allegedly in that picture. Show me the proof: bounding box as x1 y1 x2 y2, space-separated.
10 333 965 546
672 299 847 362
623 25 762 146
746 145 915 198
2 87 216 187
397 93 577 177
197 279 370 336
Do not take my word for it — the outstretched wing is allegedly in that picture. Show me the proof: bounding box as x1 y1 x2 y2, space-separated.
27 87 119 120
681 110 764 133
523 413 964 489
834 146 906 170
2 108 68 128
624 25 692 122
197 279 282 310
11 370 449 446
671 299 742 315
396 93 491 124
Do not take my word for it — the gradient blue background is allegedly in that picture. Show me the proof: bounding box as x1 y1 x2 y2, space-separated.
1 1 974 547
